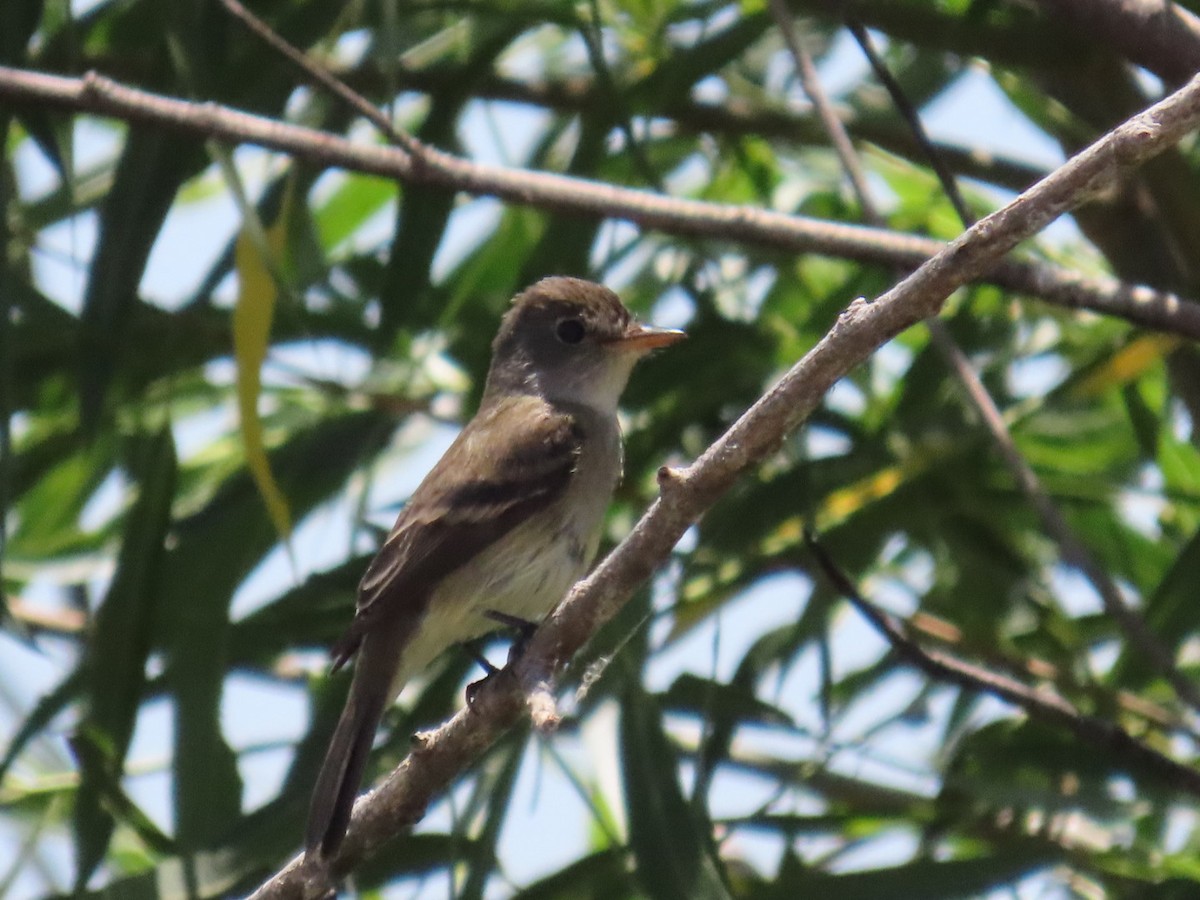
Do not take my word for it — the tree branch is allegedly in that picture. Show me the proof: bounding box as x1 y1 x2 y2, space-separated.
247 70 1200 899
1034 0 1200 85
907 609 1184 733
3 65 1200 340
804 531 1200 794
64 54 1051 191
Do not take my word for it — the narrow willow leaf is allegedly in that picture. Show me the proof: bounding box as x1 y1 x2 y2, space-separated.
0 668 82 785
769 844 1058 899
620 683 731 900
165 411 392 851
232 185 293 543
73 426 177 890
79 131 200 428
1072 334 1179 397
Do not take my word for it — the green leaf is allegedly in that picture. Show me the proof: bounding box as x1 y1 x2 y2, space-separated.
73 426 177 890
0 0 41 65
769 844 1058 899
620 682 731 900
513 848 634 899
78 130 203 427
314 172 397 254
1121 526 1200 686
0 668 82 785
458 735 525 900
163 410 393 850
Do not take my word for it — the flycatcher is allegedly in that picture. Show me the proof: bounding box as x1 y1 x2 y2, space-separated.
305 276 685 859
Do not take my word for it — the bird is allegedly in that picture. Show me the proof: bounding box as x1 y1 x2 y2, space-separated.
305 276 685 860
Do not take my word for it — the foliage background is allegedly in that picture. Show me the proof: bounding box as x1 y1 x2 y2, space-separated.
4 0 1200 896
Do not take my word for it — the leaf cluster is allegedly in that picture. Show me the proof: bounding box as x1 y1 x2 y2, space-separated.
4 0 1200 897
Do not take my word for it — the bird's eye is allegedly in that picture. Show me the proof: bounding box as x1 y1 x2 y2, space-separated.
556 318 586 344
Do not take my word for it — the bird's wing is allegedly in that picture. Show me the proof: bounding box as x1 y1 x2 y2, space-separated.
329 393 583 668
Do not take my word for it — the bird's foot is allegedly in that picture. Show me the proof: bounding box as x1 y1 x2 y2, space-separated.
484 609 539 664
463 641 500 711
463 614 540 709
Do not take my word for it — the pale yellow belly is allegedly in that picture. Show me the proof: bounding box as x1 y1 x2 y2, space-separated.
385 507 600 698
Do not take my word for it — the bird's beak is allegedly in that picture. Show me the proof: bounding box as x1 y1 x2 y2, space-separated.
609 323 687 352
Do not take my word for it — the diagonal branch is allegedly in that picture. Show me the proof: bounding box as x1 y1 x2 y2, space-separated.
216 0 422 160
3 65 1200 340
803 531 1200 793
247 70 1200 899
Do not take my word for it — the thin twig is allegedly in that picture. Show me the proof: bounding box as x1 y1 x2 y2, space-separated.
768 0 880 225
803 529 1200 794
932 328 1200 708
907 610 1184 732
6 598 86 636
248 71 1200 898
578 0 663 190
845 20 974 226
217 0 424 159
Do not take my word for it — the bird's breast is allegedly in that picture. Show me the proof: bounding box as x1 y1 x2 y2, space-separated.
386 412 622 697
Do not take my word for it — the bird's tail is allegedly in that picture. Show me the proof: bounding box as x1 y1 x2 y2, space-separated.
304 655 392 860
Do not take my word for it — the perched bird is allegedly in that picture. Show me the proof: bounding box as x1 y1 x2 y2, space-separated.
305 276 685 859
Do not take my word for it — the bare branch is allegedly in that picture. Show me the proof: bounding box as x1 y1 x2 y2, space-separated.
5 598 85 636
247 71 1200 899
3 65 1200 339
769 0 880 225
907 610 1184 733
843 18 974 227
1034 0 1200 85
53 55 1053 190
931 325 1200 709
804 531 1200 794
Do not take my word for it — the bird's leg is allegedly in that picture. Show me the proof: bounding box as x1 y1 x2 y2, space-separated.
462 640 500 710
464 613 540 710
462 640 499 676
484 610 539 663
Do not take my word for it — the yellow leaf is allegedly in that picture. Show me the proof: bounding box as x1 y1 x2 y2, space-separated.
1074 334 1179 397
233 199 292 541
818 464 906 528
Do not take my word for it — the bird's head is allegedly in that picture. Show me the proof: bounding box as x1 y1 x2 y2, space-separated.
484 277 685 412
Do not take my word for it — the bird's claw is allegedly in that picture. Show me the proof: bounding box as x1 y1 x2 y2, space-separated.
462 641 500 711
484 609 538 663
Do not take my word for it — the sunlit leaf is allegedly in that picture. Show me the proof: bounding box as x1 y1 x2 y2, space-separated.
232 181 294 544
